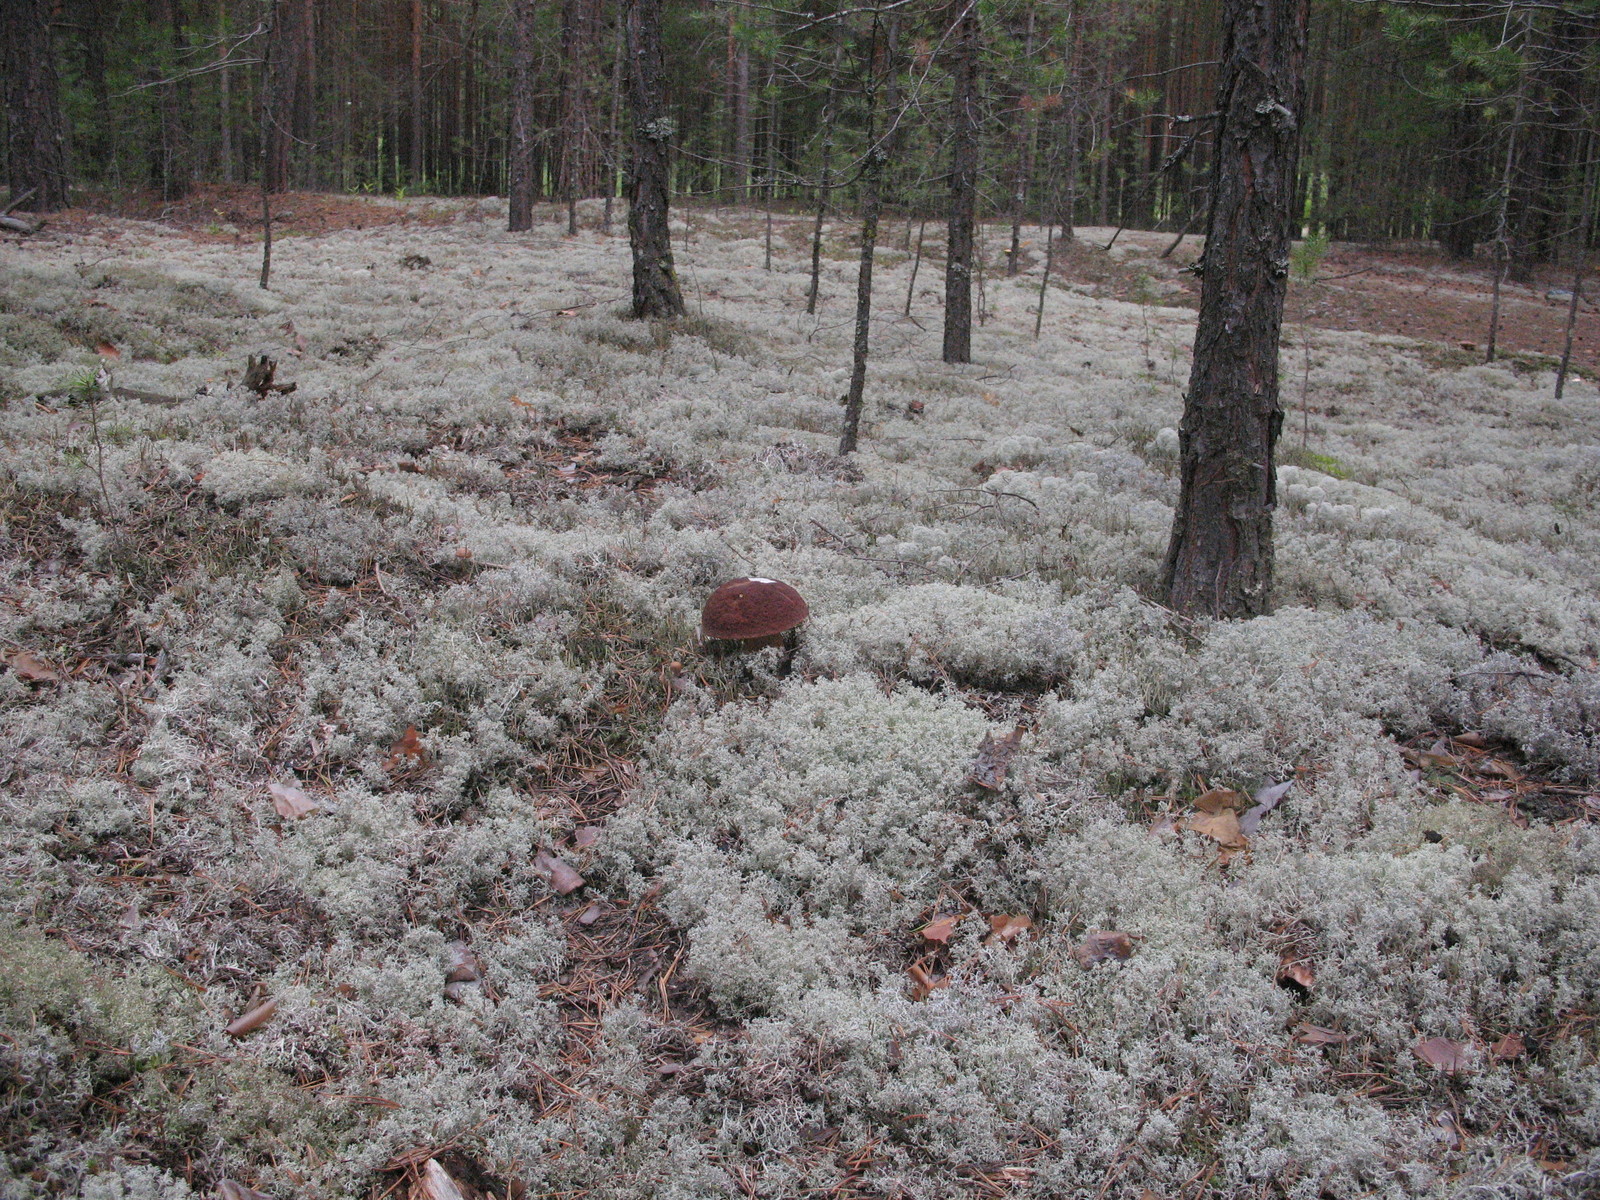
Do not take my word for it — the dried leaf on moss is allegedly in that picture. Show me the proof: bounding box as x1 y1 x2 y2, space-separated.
1413 1036 1469 1073
267 782 319 819
1294 1023 1350 1046
907 962 949 1000
5 649 62 683
988 914 1032 943
385 725 429 770
1239 780 1292 835
968 726 1025 790
1073 930 1134 966
1276 952 1314 995
1192 787 1244 813
1183 807 1247 850
1491 1033 1526 1060
533 850 585 894
224 997 278 1038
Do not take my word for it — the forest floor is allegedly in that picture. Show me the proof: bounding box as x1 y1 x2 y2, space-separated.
2 191 1598 1200
47 183 1600 380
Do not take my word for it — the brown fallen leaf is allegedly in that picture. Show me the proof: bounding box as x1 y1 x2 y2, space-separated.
1238 780 1292 836
1491 1032 1526 1061
968 726 1025 791
1483 758 1522 781
267 782 319 820
95 340 121 359
532 849 585 894
1073 930 1135 967
1148 811 1178 837
224 997 278 1039
385 725 429 771
1294 1023 1350 1046
921 914 960 945
1192 787 1244 814
5 649 63 683
988 914 1033 943
906 962 949 1001
1454 731 1488 749
1413 1036 1470 1074
1183 807 1248 850
444 941 482 984
573 825 602 848
216 1181 274 1200
1276 952 1315 996
576 901 603 926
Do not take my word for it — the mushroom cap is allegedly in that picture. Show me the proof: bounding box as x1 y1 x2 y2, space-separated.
699 577 809 642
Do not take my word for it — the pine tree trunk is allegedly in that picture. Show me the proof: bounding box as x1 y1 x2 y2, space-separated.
603 11 625 234
409 0 425 185
626 0 685 318
1 0 72 210
562 0 595 233
840 14 890 456
264 0 300 193
942 4 980 365
1162 0 1308 620
727 0 752 196
508 0 535 231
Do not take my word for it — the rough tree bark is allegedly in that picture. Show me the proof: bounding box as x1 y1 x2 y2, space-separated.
727 0 752 196
1 0 72 211
562 0 596 234
626 0 686 318
264 0 301 193
1161 0 1308 620
942 2 980 364
409 0 425 185
508 0 535 231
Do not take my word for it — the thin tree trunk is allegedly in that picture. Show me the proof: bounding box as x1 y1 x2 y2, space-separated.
264 0 298 192
1486 239 1508 363
1035 218 1054 339
409 0 424 185
763 64 779 204
626 0 685 318
603 10 625 234
1007 11 1037 278
840 14 889 456
562 0 593 235
1486 76 1527 365
259 0 280 288
1162 0 1308 619
727 0 752 197
806 68 840 316
942 2 981 364
218 0 234 183
905 218 926 316
1 0 72 210
508 0 535 231
1556 144 1595 399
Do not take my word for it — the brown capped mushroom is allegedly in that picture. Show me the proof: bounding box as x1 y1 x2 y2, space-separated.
699 577 809 651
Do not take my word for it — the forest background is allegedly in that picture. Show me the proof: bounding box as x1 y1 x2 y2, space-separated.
3 0 1598 283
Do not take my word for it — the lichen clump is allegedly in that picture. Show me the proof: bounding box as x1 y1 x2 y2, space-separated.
1 204 1597 1198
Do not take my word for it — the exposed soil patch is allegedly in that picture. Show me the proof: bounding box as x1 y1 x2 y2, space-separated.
1061 226 1599 379
31 184 455 244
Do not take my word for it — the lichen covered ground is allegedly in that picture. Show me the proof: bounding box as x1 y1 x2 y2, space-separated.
1 199 1598 1200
